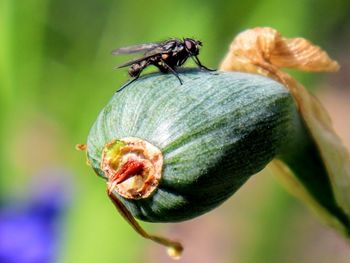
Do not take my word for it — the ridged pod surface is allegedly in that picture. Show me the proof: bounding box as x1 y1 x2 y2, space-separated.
87 70 295 222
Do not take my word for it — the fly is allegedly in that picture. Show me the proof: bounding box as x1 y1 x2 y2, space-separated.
112 38 212 92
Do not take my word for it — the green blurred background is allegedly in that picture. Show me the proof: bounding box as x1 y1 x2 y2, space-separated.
1 0 350 262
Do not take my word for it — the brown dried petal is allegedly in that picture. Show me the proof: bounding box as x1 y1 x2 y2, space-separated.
219 27 350 225
220 27 340 84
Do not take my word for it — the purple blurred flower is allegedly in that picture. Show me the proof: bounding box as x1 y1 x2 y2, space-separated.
0 169 71 263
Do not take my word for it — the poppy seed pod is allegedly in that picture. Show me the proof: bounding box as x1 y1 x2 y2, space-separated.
86 70 295 222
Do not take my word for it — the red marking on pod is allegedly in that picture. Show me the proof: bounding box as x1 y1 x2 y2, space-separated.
111 159 144 184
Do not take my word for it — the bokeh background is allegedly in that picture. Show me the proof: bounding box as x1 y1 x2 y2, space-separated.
1 0 350 262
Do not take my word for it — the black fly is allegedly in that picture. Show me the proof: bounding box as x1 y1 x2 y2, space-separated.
112 38 212 91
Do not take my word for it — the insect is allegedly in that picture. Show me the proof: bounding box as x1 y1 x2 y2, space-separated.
112 38 212 91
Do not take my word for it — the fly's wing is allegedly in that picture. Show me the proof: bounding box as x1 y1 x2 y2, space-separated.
117 46 168 68
112 43 161 55
117 56 152 68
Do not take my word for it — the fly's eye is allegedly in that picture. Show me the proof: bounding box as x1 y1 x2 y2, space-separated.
184 39 198 53
185 40 194 50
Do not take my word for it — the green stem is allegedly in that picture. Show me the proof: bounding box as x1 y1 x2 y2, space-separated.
107 190 183 259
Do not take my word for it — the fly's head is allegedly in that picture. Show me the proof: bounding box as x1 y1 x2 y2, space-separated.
183 38 201 56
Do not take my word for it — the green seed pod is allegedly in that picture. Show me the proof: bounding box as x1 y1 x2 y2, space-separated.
87 70 295 223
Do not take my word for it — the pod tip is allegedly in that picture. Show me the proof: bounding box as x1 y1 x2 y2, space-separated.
167 243 183 260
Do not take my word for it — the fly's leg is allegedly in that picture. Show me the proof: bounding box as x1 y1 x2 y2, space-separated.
117 60 150 93
116 76 140 93
192 56 216 71
160 60 183 85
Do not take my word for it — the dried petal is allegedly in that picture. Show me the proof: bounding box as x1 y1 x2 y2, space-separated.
220 27 350 233
271 37 340 71
220 27 340 85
